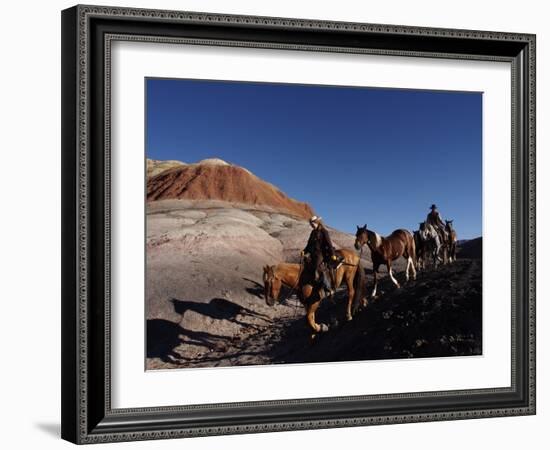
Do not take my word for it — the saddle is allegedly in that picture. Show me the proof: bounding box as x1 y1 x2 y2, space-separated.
327 254 345 270
313 256 343 296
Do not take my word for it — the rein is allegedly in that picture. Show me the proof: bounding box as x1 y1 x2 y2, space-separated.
354 240 364 261
286 256 304 316
340 261 360 267
287 256 304 293
269 257 304 315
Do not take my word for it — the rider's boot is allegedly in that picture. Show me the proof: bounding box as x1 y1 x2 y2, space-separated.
322 271 335 297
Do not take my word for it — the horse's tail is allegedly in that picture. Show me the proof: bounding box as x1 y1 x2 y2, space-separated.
351 260 366 316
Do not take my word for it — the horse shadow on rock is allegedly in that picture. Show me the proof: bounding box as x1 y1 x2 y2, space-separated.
242 277 297 306
147 298 273 365
147 318 238 363
146 319 187 362
170 297 272 331
243 277 265 298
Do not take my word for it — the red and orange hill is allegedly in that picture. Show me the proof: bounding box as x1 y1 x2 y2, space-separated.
147 158 315 220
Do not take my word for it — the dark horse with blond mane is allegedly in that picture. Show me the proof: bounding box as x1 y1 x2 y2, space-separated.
263 248 365 334
354 225 416 298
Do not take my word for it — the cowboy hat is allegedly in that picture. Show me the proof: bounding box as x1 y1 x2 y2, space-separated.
309 215 322 223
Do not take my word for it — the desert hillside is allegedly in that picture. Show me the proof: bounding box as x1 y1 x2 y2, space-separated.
146 158 186 178
457 237 482 259
147 158 314 220
145 158 480 370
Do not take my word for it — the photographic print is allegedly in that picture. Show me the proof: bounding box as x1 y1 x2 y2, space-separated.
145 78 482 370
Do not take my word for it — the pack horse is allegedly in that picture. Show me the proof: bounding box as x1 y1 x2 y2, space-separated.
445 220 458 262
354 225 417 297
416 221 443 269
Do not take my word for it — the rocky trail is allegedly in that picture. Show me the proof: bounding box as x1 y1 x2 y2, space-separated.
147 258 481 370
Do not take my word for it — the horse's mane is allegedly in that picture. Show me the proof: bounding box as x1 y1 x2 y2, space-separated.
367 229 383 247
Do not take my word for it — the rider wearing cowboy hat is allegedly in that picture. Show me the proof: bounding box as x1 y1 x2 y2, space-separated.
301 216 340 296
426 204 448 243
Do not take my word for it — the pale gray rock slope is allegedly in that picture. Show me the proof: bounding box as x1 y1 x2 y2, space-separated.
145 199 375 368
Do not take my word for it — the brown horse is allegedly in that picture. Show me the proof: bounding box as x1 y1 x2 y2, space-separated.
413 229 426 271
263 248 365 333
445 220 458 262
354 225 416 298
262 262 300 307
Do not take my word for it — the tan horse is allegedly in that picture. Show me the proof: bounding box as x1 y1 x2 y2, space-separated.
445 220 458 262
354 225 416 298
263 248 364 333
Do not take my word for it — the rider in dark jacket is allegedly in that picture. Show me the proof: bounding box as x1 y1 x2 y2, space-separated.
426 204 448 243
302 216 338 295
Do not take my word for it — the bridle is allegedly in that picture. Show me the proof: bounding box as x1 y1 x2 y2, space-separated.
265 258 304 309
354 228 368 258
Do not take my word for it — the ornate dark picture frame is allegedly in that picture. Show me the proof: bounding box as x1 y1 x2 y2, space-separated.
61 4 536 444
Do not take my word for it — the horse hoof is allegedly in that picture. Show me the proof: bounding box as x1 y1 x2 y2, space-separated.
319 323 329 333
346 315 353 322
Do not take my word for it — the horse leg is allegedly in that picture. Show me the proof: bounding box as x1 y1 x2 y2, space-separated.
306 298 326 334
388 261 400 288
345 271 355 321
371 264 379 298
435 244 442 267
407 255 417 280
407 241 417 281
335 266 344 290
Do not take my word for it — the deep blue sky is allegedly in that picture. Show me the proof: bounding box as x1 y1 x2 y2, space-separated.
146 78 482 239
